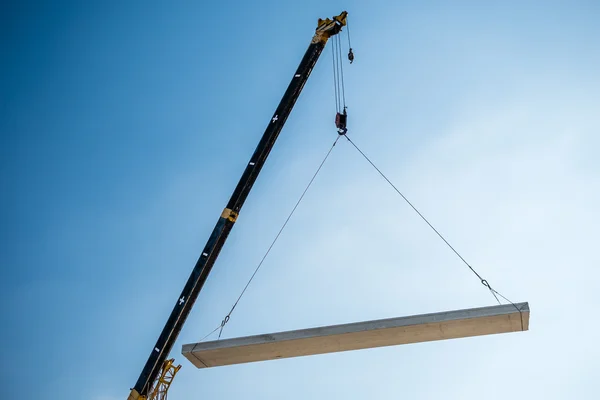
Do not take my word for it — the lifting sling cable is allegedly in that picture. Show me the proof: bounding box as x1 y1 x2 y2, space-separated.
199 132 524 345
341 134 524 317
211 135 342 339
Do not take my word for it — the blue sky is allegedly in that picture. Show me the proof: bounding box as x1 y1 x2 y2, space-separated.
1 1 599 399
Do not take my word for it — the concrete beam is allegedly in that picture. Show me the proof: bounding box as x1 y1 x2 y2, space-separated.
182 302 529 368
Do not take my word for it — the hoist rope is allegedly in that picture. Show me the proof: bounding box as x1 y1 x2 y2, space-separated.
343 134 519 308
337 35 347 108
331 33 348 113
331 37 340 113
210 135 342 339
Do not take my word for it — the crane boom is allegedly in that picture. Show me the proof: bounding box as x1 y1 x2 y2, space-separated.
128 11 348 400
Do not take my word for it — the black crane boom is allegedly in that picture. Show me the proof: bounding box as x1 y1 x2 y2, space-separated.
128 11 348 400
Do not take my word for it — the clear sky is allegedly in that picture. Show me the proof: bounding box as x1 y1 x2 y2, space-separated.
2 1 599 399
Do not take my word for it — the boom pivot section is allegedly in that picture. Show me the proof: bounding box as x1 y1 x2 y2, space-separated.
128 11 348 400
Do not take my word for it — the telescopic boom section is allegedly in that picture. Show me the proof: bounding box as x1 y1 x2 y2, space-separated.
128 11 347 400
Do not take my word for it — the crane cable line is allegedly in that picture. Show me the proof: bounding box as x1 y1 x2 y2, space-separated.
331 33 347 113
332 36 340 113
201 135 343 341
337 34 347 109
342 134 524 317
196 132 524 344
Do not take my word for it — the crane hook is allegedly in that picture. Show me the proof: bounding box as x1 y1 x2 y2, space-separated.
348 48 354 64
335 107 348 135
